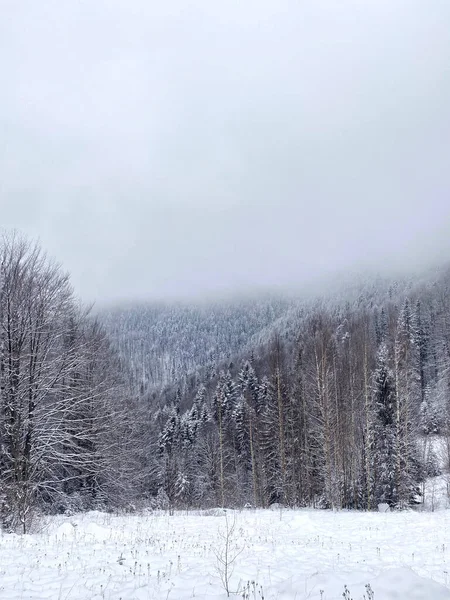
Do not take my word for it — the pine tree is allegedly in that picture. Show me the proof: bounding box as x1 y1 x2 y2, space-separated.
371 343 397 507
394 299 423 507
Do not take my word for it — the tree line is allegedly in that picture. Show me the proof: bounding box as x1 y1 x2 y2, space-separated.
2 232 450 530
154 278 450 511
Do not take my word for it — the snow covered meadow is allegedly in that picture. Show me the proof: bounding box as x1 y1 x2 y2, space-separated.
2 504 450 600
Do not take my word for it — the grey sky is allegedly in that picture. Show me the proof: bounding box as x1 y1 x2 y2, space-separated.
1 0 450 303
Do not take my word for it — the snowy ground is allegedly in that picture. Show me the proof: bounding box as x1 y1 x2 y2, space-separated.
1 507 450 599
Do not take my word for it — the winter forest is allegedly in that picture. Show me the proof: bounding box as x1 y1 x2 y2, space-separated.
1 232 450 532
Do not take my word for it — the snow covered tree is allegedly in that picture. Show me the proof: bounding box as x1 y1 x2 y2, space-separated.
394 299 423 507
0 234 142 529
371 343 397 507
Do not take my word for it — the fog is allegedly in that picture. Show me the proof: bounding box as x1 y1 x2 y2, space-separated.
1 0 450 303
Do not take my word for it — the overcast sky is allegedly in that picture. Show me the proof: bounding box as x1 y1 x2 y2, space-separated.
1 0 450 303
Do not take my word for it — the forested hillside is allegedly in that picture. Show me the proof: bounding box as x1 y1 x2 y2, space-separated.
101 265 450 512
2 232 450 532
100 297 296 394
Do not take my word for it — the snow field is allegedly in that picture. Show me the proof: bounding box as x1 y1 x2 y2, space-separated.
1 508 450 599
